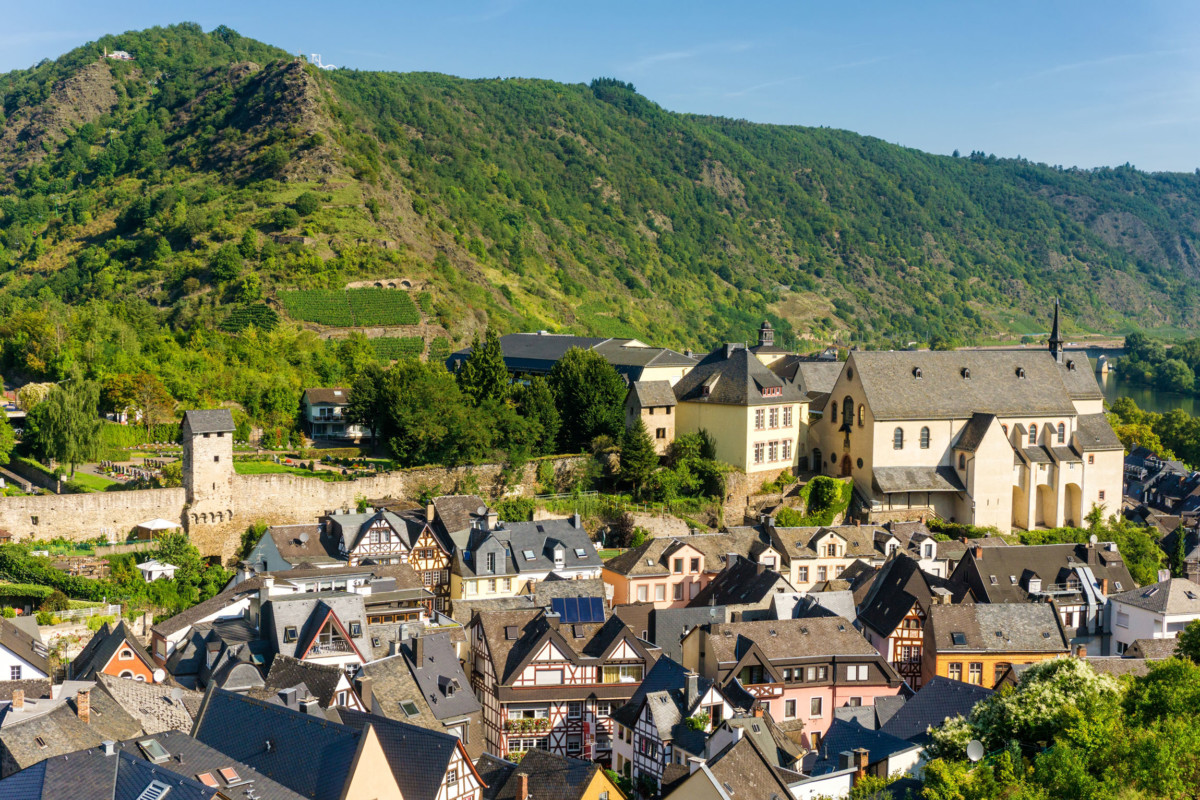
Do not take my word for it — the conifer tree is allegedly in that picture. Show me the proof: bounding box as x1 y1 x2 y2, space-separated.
620 418 658 498
456 328 510 406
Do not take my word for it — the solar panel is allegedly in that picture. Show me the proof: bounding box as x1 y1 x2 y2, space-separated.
551 596 605 624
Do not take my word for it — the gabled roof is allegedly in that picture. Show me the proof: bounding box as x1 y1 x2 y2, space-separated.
475 753 519 800
705 617 882 664
152 576 266 637
458 517 600 578
955 413 998 453
182 409 234 434
96 674 203 736
338 708 476 800
770 358 843 395
1127 638 1179 659
301 388 349 405
846 350 1081 421
397 632 480 721
0 617 49 675
874 466 966 494
482 748 602 800
260 591 370 662
857 554 968 638
0 686 143 772
808 718 919 775
190 687 371 800
264 655 345 708
721 713 804 770
610 656 712 751
1074 413 1124 451
879 676 994 744
927 603 1069 653
699 736 794 800
1110 578 1200 614
672 344 807 406
629 380 677 408
118 731 305 800
688 556 793 608
70 621 154 681
431 494 488 539
0 746 218 800
953 542 1135 604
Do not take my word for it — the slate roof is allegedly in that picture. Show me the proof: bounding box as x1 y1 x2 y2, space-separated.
610 656 711 752
325 509 440 555
260 591 370 662
955 413 998 453
528 577 609 603
1075 413 1124 451
672 344 807 406
808 718 920 775
705 617 881 664
701 736 794 800
475 753 518 800
927 603 1069 654
767 524 907 563
722 714 804 769
879 677 994 744
447 333 696 380
264 655 345 708
848 350 1083 421
457 517 600 578
629 380 677 408
688 556 793 608
874 466 966 494
936 537 1008 562
770 590 857 622
770 358 843 395
182 409 234 434
301 388 349 405
1127 638 1179 659
857 554 968 638
0 680 51 701
95 674 202 736
152 576 265 637
0 746 218 800
69 621 154 681
0 618 49 676
117 731 305 800
337 708 468 800
651 605 730 663
953 542 1135 604
190 687 368 800
394 632 480 721
0 686 143 773
1110 578 1200 614
482 748 601 800
263 524 340 566
1057 353 1104 400
431 495 488 546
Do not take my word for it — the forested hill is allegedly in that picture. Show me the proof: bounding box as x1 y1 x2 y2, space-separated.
3 23 1200 409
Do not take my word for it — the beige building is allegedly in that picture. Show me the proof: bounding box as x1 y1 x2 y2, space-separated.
625 381 677 455
671 343 811 474
808 306 1122 532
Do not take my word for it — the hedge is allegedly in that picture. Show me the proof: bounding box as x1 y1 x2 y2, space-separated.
0 545 108 601
0 583 55 600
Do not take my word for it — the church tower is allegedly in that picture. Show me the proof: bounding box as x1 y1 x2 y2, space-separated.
1049 299 1064 364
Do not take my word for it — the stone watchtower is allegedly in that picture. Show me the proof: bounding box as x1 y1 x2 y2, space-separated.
181 409 235 528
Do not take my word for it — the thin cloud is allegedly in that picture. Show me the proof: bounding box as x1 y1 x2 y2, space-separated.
726 53 899 98
0 30 94 48
995 47 1194 87
624 40 755 74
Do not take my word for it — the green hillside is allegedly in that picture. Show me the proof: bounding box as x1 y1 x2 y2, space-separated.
3 23 1200 420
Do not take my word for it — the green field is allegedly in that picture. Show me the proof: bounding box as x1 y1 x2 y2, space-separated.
68 473 120 493
234 460 345 482
279 289 420 327
371 336 424 360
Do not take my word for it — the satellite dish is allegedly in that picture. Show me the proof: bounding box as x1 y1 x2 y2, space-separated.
1089 534 1098 544
299 532 310 544
966 740 985 763
152 668 166 684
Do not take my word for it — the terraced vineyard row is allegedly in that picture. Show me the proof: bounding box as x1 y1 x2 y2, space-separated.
278 289 420 326
371 337 425 360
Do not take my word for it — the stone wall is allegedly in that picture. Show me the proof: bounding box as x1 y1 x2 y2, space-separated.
0 456 588 563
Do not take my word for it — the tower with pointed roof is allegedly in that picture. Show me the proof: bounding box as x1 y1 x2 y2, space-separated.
1049 299 1064 364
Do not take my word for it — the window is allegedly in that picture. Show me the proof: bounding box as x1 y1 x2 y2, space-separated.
858 405 865 427
1099 490 1106 500
522 549 536 561
568 701 583 719
655 584 666 602
656 427 667 439
817 566 828 581
826 543 838 557
754 442 765 464
920 427 930 449
119 648 133 661
798 566 809 582
10 666 20 680
949 662 962 681
831 403 837 423
197 773 218 788
755 409 766 430
637 586 648 602
893 428 904 449
769 407 780 428
924 543 934 558
994 663 1011 684
783 407 793 427
1057 423 1066 444
847 696 863 707
958 453 966 470
596 701 611 717
784 699 796 718
284 626 298 643
782 440 792 460
349 621 362 637
1029 423 1037 444
810 697 823 717
446 768 458 784
488 579 497 593
847 665 868 681
673 558 683 574
603 665 644 683
673 583 683 600
968 662 983 684
806 665 827 681
535 669 564 686
690 558 700 573
1088 454 1095 465
767 441 779 462
487 552 496 573
213 455 220 463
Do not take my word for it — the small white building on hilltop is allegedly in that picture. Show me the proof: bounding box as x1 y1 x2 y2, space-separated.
136 560 177 582
1109 577 1200 655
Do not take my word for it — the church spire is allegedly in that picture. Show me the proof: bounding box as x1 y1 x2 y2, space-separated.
1049 298 1064 363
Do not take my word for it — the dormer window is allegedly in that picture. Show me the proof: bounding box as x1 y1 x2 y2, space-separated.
1016 367 1026 379
961 367 970 379
761 385 782 398
284 626 298 643
912 367 923 379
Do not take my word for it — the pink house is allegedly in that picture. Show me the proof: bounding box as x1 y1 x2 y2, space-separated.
680 617 905 748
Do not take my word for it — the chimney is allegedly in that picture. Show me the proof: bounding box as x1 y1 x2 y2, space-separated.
279 687 298 707
853 747 869 780
1100 578 1109 595
102 740 116 756
11 689 23 711
260 575 275 607
572 513 582 529
300 698 322 715
426 503 436 523
839 751 854 770
1085 544 1097 565
752 703 764 718
726 553 740 569
756 562 766 576
1075 644 1087 658
413 634 425 665
546 612 561 630
486 508 498 531
76 689 90 724
972 544 982 560
686 673 700 709
355 675 373 710
517 773 529 800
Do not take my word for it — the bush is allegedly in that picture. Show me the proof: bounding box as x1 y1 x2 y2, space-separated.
496 497 536 522
1 607 14 618
39 590 70 612
293 191 321 216
807 475 842 513
87 614 117 631
35 611 53 625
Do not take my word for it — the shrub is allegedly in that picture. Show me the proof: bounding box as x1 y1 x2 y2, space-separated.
293 191 321 216
1 607 14 618
39 590 70 613
87 614 117 631
497 497 535 522
807 475 842 513
35 611 53 625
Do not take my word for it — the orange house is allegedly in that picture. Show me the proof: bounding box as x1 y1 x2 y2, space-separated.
923 602 1070 689
69 621 160 683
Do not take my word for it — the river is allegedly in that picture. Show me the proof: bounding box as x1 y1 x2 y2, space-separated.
1075 346 1198 415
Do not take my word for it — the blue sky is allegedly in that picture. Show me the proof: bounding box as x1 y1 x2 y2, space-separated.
3 1 1198 171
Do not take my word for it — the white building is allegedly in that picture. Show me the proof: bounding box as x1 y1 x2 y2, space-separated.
0 618 49 681
301 388 371 441
1109 577 1200 655
136 560 177 581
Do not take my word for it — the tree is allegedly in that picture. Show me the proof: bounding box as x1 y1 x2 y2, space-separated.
293 191 321 216
1157 358 1195 393
1179 619 1200 665
0 414 14 467
620 419 658 498
548 348 626 451
130 372 173 436
26 381 103 477
210 243 242 282
346 363 387 446
455 328 510 406
513 377 560 456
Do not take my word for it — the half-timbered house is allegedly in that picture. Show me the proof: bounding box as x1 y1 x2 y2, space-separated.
681 617 905 747
326 509 455 609
610 656 739 790
856 553 971 689
468 606 659 762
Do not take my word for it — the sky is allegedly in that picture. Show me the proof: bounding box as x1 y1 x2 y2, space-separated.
3 1 1199 172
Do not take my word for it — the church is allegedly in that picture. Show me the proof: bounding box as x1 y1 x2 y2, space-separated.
808 303 1124 532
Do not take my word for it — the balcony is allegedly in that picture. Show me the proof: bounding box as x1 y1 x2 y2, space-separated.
505 718 550 733
308 639 354 656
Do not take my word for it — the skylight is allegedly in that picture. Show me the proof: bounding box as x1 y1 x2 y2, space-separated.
219 768 240 784
196 774 218 788
137 739 170 763
135 781 172 800
951 632 967 646
575 548 587 558
400 700 420 717
523 550 536 561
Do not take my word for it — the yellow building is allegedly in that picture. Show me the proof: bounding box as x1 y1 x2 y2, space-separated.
922 602 1070 689
671 343 810 475
809 304 1122 532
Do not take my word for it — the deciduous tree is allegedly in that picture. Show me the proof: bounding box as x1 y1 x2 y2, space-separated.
548 348 625 452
